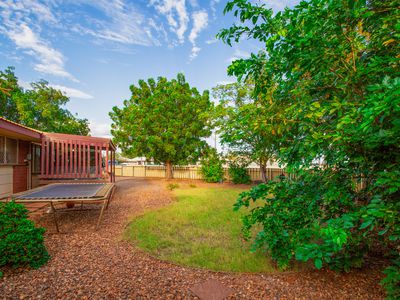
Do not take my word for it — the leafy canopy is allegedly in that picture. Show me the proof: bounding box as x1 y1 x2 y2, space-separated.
218 0 399 296
213 81 279 181
0 67 90 135
110 73 213 166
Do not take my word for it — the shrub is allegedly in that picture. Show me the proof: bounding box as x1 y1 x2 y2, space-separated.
381 257 400 300
200 150 224 183
189 184 197 188
0 201 50 271
166 183 179 191
228 163 251 184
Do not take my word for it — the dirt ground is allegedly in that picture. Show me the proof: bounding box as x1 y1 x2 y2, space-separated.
0 178 385 299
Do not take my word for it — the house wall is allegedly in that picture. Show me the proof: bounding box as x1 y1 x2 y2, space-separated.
0 140 30 197
0 166 13 198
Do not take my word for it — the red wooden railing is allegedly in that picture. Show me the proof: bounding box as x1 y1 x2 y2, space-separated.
40 133 115 182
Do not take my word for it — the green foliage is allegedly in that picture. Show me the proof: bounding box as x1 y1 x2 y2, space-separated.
219 0 400 296
110 73 212 179
0 201 50 271
0 67 90 135
381 257 400 300
200 149 224 183
213 82 277 182
227 156 251 184
167 183 179 191
228 164 251 184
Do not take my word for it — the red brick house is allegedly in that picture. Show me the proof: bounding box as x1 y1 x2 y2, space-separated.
0 117 115 198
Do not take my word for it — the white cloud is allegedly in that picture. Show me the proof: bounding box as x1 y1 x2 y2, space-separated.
7 24 78 82
188 10 208 60
260 0 301 13
78 0 158 46
189 46 201 60
0 1 78 82
150 0 189 43
227 48 250 63
0 0 57 28
89 121 111 138
50 84 93 99
210 0 220 18
206 38 218 45
216 80 235 85
189 11 208 44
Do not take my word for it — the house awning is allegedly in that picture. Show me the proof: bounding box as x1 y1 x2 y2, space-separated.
0 117 42 142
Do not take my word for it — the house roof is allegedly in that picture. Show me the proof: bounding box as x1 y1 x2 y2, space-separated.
0 117 115 150
0 117 42 142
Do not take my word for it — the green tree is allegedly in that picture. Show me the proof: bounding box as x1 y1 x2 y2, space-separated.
213 82 278 182
0 67 90 135
110 73 213 179
218 0 399 296
200 148 225 183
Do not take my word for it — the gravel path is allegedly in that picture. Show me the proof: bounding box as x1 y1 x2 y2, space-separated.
0 178 385 299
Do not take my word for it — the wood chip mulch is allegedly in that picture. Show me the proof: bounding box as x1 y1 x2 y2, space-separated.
0 178 386 299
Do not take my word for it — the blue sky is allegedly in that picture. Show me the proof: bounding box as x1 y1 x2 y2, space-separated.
0 0 299 137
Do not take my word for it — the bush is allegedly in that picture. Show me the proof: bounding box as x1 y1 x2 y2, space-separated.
0 201 50 271
228 163 251 184
381 257 400 300
166 183 179 191
200 150 224 183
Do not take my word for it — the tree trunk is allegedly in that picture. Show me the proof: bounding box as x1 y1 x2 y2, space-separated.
166 160 173 179
260 161 268 183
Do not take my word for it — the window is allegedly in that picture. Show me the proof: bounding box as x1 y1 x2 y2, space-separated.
0 136 18 164
32 144 41 174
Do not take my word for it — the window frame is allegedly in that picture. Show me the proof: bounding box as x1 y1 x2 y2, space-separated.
0 136 20 165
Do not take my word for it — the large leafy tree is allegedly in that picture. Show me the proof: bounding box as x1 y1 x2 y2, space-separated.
213 82 278 182
110 73 213 179
0 67 90 135
218 0 399 297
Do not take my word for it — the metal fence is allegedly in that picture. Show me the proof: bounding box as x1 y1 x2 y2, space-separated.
115 165 285 182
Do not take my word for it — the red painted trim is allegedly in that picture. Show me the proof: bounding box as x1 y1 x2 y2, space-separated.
95 145 98 178
41 139 45 177
45 140 49 177
0 117 42 140
82 142 86 177
69 141 73 178
74 141 77 178
77 142 81 176
55 141 59 178
61 142 64 176
50 141 54 177
43 132 114 150
106 146 109 174
87 144 90 178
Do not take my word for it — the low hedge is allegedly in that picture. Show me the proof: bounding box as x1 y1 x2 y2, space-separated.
0 201 49 273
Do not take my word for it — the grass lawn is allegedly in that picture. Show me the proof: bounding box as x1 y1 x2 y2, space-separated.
125 186 275 273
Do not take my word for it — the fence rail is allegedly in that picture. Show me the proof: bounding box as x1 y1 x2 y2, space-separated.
115 165 285 182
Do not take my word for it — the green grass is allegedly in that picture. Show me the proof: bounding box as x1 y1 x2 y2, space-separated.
125 186 275 273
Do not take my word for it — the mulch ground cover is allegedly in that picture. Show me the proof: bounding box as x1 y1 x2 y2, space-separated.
0 178 386 299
